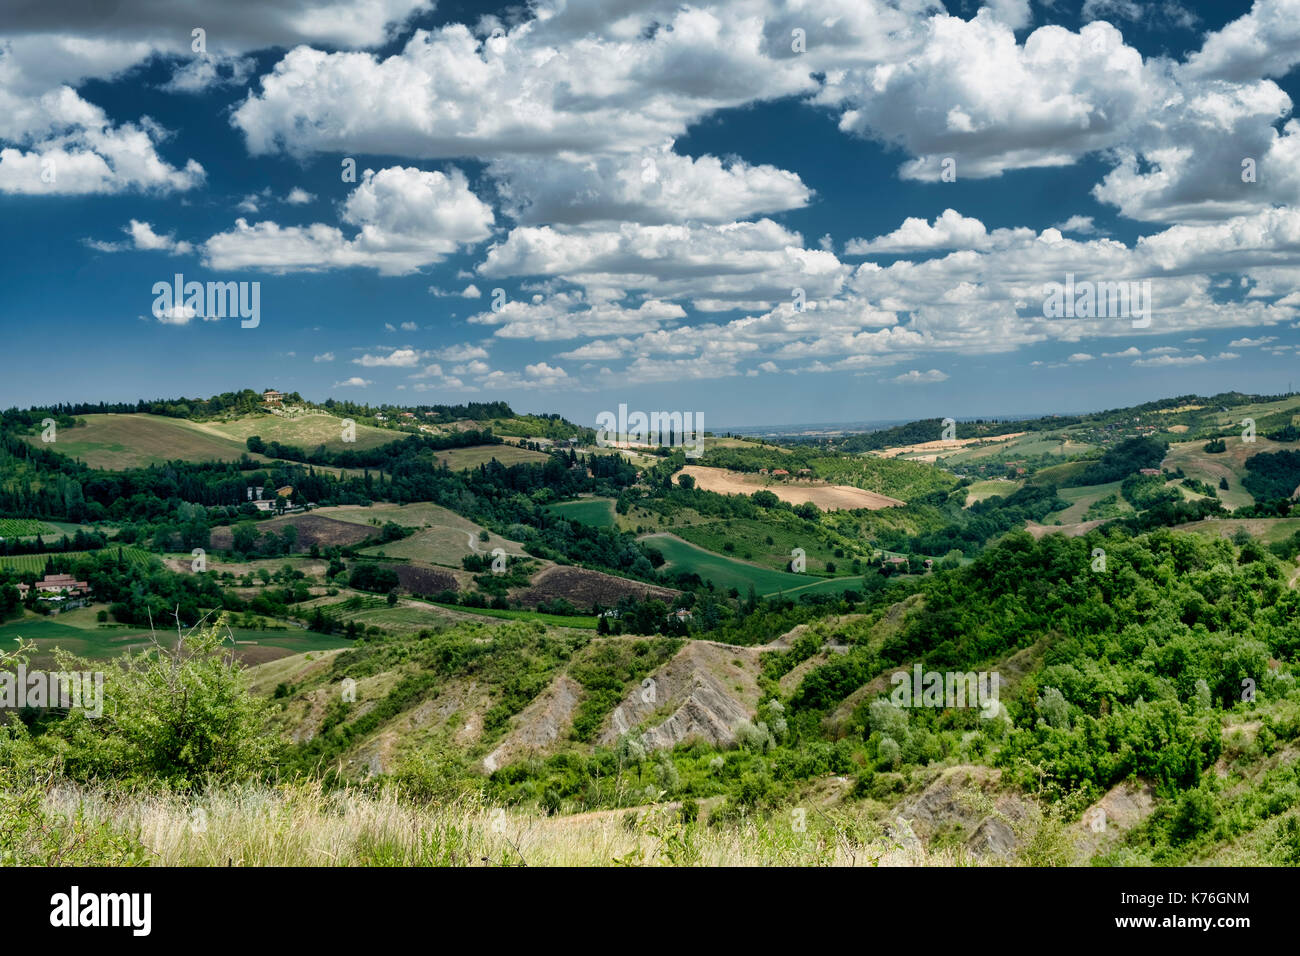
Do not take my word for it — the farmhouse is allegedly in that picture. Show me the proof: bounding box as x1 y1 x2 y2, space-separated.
262 389 284 406
771 468 790 477
18 573 91 600
1139 468 1161 476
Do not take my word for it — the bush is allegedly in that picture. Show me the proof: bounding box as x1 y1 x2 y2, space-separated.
45 618 277 787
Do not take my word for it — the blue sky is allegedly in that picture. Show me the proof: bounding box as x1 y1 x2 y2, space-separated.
2 0 1298 427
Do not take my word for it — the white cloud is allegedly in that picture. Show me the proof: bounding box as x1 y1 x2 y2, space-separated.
891 368 949 384
846 209 1034 254
333 376 372 387
203 166 494 275
354 348 421 367
86 219 192 255
313 352 335 362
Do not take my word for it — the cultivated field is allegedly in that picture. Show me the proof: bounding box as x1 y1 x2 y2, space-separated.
435 444 550 470
672 517 863 574
358 525 525 567
0 518 59 537
0 547 153 573
1174 516 1300 545
29 414 258 469
679 465 903 511
872 431 1026 461
963 479 1023 506
197 412 395 452
1162 437 1294 511
642 533 853 596
511 564 677 609
0 607 348 667
547 498 617 528
210 515 375 552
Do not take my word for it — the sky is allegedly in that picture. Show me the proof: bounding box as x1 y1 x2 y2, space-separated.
2 0 1299 428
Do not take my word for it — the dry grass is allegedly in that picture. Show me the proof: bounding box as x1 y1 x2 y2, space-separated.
40 783 980 867
680 465 903 511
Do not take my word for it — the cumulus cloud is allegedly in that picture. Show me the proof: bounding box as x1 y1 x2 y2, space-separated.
202 166 494 274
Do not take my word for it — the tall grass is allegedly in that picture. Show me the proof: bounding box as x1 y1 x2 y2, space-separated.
35 782 978 866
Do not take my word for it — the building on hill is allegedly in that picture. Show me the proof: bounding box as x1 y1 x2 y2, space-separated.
1139 468 1161 476
262 389 284 405
19 574 92 605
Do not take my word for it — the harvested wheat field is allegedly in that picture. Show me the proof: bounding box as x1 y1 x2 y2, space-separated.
679 465 903 511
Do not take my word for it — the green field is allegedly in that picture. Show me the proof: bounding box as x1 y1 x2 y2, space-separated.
30 414 258 469
1174 517 1300 545
1161 437 1277 511
421 600 598 629
963 479 1023 506
1043 480 1131 524
435 444 550 470
0 518 60 537
547 498 617 528
0 547 154 573
359 526 523 566
200 412 394 452
671 517 864 574
643 533 860 596
28 411 397 469
0 610 349 667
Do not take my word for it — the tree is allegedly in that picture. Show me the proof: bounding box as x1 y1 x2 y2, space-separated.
677 473 695 490
231 523 260 555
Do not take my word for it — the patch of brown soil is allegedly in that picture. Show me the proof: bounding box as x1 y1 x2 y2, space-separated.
210 514 374 552
512 565 678 610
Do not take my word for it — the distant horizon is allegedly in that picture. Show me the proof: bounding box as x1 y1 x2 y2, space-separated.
12 383 1298 437
5 1 1300 423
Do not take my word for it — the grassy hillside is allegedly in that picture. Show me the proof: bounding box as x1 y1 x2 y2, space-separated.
31 414 258 468
199 412 394 452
